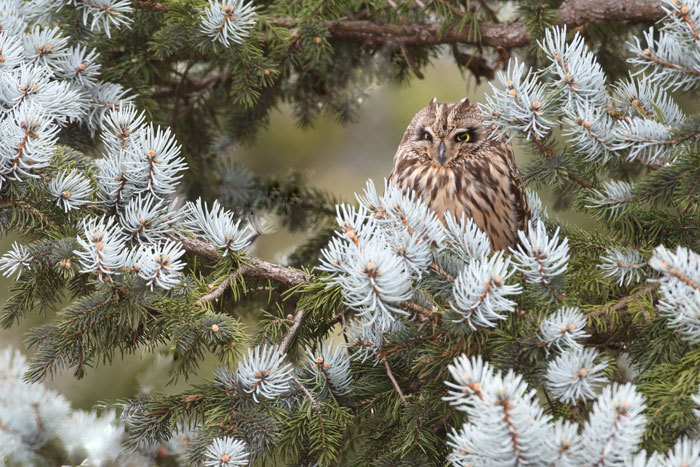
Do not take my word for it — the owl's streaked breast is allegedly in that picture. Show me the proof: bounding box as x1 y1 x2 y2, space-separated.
390 155 527 251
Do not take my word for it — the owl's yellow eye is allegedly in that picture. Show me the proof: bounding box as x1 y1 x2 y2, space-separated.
455 132 471 142
422 131 433 141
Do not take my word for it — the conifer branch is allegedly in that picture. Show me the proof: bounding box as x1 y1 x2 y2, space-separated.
178 237 312 288
198 268 248 304
270 0 664 49
586 282 659 319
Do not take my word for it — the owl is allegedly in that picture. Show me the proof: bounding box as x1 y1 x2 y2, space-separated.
389 97 530 251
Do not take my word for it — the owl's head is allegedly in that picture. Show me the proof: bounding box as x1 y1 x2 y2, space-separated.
397 97 492 167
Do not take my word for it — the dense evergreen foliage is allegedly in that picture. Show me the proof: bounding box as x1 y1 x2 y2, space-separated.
0 0 699 465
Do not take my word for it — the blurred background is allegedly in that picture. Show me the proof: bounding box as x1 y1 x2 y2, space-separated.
0 56 591 411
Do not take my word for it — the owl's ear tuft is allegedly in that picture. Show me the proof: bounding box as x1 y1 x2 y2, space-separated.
458 97 471 108
428 97 438 112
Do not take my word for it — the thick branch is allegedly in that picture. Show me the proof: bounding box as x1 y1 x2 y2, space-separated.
272 0 664 48
179 237 312 288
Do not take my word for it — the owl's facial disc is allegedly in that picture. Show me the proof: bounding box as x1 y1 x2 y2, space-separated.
417 124 477 166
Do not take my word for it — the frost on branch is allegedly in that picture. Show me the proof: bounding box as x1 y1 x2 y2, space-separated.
544 347 608 404
133 240 185 290
346 318 405 366
22 25 68 72
511 220 569 302
75 215 127 281
77 0 134 38
303 340 352 397
599 247 645 286
539 26 608 108
537 306 589 353
450 252 522 329
444 355 553 466
185 198 254 256
0 102 58 189
358 179 445 264
126 124 187 199
203 437 249 467
580 383 647 465
0 241 32 279
200 0 256 47
56 45 101 86
562 101 617 163
526 189 547 222
614 76 686 127
649 245 700 343
319 203 414 331
586 180 634 220
235 344 294 403
479 58 553 141
119 194 182 244
444 356 649 466
443 212 492 264
628 1 700 92
0 347 128 464
49 169 93 212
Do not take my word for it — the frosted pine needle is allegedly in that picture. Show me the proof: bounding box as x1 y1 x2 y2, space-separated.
200 0 255 47
49 169 93 212
203 437 249 467
538 306 589 353
544 347 608 404
649 245 700 343
0 242 32 279
450 252 522 329
236 345 293 403
599 247 645 286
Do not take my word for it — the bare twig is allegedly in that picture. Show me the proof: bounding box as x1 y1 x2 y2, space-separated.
152 71 231 99
198 267 250 303
293 375 322 412
384 358 407 406
279 308 306 355
400 46 425 79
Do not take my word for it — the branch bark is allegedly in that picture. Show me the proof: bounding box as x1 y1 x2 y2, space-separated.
279 308 306 355
272 0 665 48
179 237 312 288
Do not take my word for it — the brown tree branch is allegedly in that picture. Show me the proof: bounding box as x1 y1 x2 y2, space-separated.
179 237 311 353
271 0 664 48
198 268 249 304
133 0 665 49
384 358 408 406
586 282 659 319
279 308 305 355
178 237 312 288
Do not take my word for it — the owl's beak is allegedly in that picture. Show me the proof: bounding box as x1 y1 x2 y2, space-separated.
437 141 447 165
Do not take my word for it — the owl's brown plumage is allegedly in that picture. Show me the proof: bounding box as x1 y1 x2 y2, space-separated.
389 98 530 250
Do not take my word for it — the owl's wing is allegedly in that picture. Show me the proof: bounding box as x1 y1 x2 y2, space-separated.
503 142 531 234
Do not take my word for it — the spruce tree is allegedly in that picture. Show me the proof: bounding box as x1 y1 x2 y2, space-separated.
0 0 699 464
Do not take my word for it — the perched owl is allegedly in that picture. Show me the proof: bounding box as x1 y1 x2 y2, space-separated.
389 98 530 250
